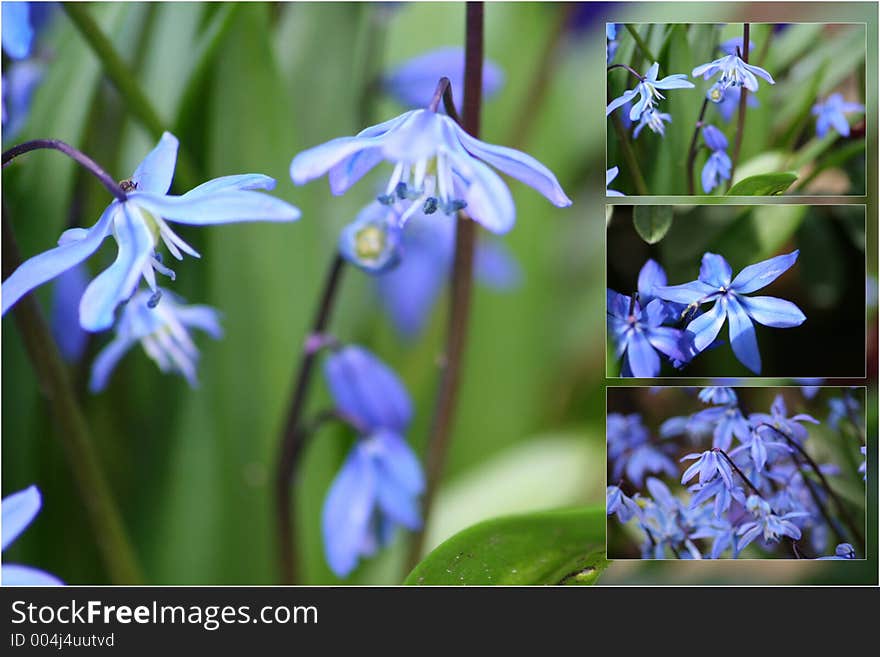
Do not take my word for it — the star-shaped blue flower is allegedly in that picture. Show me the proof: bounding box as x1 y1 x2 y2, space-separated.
2 132 301 332
88 288 222 393
2 485 63 585
607 290 694 377
693 53 774 94
290 108 571 235
655 251 806 374
633 107 672 138
812 93 864 138
736 495 807 550
606 62 694 122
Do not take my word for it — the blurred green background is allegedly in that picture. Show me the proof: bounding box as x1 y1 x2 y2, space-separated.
607 22 867 196
1 2 876 586
607 205 866 377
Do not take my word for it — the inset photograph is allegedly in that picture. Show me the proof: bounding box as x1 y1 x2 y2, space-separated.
606 386 867 560
606 23 866 196
606 205 866 377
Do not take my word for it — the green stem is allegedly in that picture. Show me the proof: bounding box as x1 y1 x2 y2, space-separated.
624 24 657 65
62 2 199 189
611 113 648 195
2 214 143 584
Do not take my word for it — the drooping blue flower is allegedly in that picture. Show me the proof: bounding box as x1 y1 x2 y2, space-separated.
688 475 746 519
749 394 819 444
736 495 807 550
655 251 806 374
817 543 857 559
700 125 731 194
1 1 33 60
381 46 504 112
322 429 424 577
712 84 759 122
338 202 403 274
689 514 742 559
690 403 751 451
606 485 640 523
606 166 623 196
812 93 865 138
607 413 677 487
698 386 737 406
50 264 90 363
89 288 222 392
370 205 520 337
290 108 571 235
680 449 735 489
632 107 672 138
2 485 63 585
1 59 42 139
730 426 791 472
321 345 423 577
693 53 774 94
606 62 694 122
607 290 694 377
2 132 301 332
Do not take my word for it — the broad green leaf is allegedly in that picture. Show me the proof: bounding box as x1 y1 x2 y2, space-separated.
727 172 798 196
633 205 674 243
405 508 608 585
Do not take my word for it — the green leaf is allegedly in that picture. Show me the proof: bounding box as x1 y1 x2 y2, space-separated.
727 172 798 196
633 205 674 243
405 507 608 585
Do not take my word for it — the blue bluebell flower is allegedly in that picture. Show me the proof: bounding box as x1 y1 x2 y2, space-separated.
607 413 677 487
736 495 807 550
50 264 90 363
338 202 403 274
713 85 759 122
828 394 860 430
606 485 639 523
321 345 423 577
632 107 672 138
1 1 33 60
606 23 618 63
698 386 737 406
290 109 571 235
681 449 735 489
606 166 623 196
89 288 222 392
655 251 806 374
688 475 746 519
606 62 694 122
689 515 741 559
1 59 42 139
2 485 63 585
693 53 774 94
690 403 750 451
607 290 694 377
700 125 731 193
817 543 857 559
730 426 791 472
749 394 819 444
812 93 865 138
635 479 703 559
2 132 301 332
381 46 504 112
373 207 520 337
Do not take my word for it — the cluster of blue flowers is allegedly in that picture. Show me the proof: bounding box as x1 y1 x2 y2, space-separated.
2 38 571 580
607 387 865 559
608 250 806 376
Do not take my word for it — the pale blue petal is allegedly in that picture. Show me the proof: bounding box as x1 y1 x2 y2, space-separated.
1 485 40 550
653 74 694 90
626 330 660 378
1 2 33 60
131 190 300 225
606 87 639 116
451 121 572 207
373 431 425 494
730 250 799 293
727 296 761 373
654 280 717 305
182 174 276 198
375 475 421 530
321 447 376 577
459 156 517 234
743 61 775 85
88 336 137 393
629 89 651 122
739 295 806 328
131 132 179 195
699 253 733 287
829 111 851 137
644 62 659 82
50 264 90 363
687 299 728 352
2 564 64 586
290 136 378 186
692 61 719 78
328 148 385 195
79 205 154 332
646 326 689 362
174 305 223 339
1 204 115 316
638 259 667 299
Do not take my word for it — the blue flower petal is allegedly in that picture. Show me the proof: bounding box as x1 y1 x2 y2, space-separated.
458 155 517 234
1 564 64 586
451 122 572 207
626 330 660 378
727 296 761 373
290 137 381 187
654 280 716 305
729 250 799 293
182 174 276 198
88 336 137 393
1 485 41 551
372 430 425 494
653 74 695 90
637 259 667 300
1 2 33 60
699 253 733 287
174 305 224 338
131 132 178 195
606 87 639 116
321 446 376 577
687 298 728 352
131 190 301 225
1 205 115 317
79 205 154 332
739 295 806 328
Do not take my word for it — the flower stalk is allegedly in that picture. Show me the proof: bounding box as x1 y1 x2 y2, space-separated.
686 98 710 195
728 24 750 190
406 1 484 571
1 212 143 584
